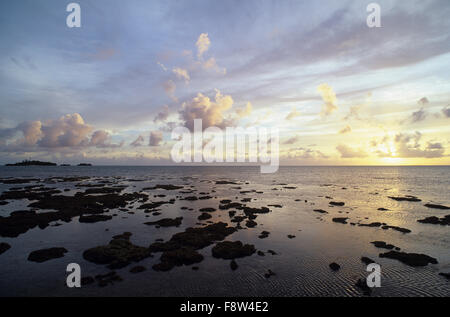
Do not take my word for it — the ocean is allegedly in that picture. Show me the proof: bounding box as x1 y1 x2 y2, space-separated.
0 166 449 296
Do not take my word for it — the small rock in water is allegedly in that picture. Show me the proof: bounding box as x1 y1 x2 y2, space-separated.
264 269 276 278
329 262 341 271
230 260 238 271
28 247 68 263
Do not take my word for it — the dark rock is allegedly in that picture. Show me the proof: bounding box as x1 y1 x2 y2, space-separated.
153 247 203 271
329 201 345 206
79 215 112 223
332 217 348 224
264 269 276 278
144 217 183 227
424 203 450 210
418 215 450 226
371 241 397 250
267 250 277 255
144 184 183 190
381 225 411 233
329 262 340 271
28 247 68 263
149 222 236 252
216 181 238 185
230 260 238 271
377 208 389 211
359 222 382 227
258 231 270 239
388 196 421 202
287 235 296 239
438 272 450 280
199 207 216 212
257 251 265 256
355 278 372 296
361 257 376 265
313 209 328 214
246 220 257 228
0 242 11 255
83 233 151 269
379 251 438 267
212 241 256 259
198 213 212 221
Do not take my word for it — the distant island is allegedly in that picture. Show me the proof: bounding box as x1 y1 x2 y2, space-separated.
5 160 57 166
78 163 93 166
60 164 71 166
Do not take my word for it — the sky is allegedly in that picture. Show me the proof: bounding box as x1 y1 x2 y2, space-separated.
0 0 450 165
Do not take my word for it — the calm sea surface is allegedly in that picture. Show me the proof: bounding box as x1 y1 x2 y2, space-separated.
0 166 449 296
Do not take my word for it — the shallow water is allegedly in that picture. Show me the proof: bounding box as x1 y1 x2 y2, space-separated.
0 166 449 296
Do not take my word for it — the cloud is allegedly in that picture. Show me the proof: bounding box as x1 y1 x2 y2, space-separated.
130 135 145 147
286 147 328 160
317 83 338 116
0 113 122 150
418 97 429 106
411 108 427 123
283 136 300 145
336 144 367 158
236 102 252 118
196 33 211 59
154 105 170 123
286 108 301 120
371 132 446 158
172 67 190 83
179 89 234 131
149 130 163 146
442 106 450 118
163 80 177 101
339 125 352 134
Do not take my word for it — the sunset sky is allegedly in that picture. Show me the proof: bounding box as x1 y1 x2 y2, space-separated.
1 0 449 165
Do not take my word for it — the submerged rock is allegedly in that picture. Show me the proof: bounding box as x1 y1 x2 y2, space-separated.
258 231 270 239
83 233 151 269
264 269 276 278
230 260 238 271
379 251 438 267
28 247 68 263
129 266 146 273
144 217 183 227
212 241 256 259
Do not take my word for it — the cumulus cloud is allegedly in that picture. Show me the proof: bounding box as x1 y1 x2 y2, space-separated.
336 144 367 158
339 125 352 134
236 102 252 118
285 108 300 120
180 89 234 131
418 97 429 106
0 113 122 151
317 83 338 116
286 147 328 160
172 67 190 83
196 33 211 59
130 135 145 147
149 130 163 146
411 108 427 123
154 105 170 123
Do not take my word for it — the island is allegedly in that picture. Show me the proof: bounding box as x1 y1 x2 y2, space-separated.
5 160 57 166
77 163 93 166
60 164 71 166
